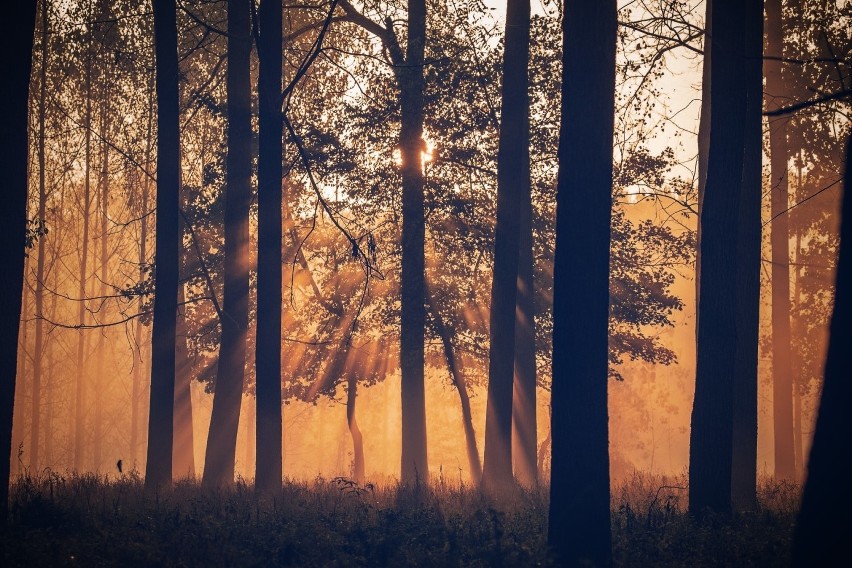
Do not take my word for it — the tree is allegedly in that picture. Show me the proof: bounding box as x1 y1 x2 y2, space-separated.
1 0 37 519
731 0 763 512
255 0 284 494
203 0 252 488
688 0 758 516
765 0 796 482
793 133 852 568
482 0 531 493
145 0 181 490
548 0 616 565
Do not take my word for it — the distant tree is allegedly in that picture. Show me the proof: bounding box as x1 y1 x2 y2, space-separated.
793 133 852 568
1 0 37 519
765 0 796 482
203 0 252 488
548 0 616 565
145 0 181 490
255 0 284 495
482 0 531 493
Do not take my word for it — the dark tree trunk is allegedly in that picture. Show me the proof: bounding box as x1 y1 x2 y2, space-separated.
255 0 284 495
548 1 616 564
399 0 428 485
145 0 181 490
513 170 537 488
346 372 365 485
695 0 711 327
792 135 852 567
94 108 109 473
482 0 531 494
731 0 763 512
427 297 482 485
0 0 37 519
765 0 796 482
30 0 49 472
203 0 252 488
689 0 751 516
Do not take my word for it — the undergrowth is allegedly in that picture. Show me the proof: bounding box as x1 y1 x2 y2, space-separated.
1 471 798 567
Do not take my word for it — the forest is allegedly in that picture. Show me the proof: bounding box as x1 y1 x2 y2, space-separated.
0 0 850 566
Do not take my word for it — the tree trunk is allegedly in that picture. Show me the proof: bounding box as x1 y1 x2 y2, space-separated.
255 0 284 495
74 44 93 473
173 285 195 479
513 166 537 488
427 296 482 485
792 135 852 567
145 0 181 490
482 0 531 494
399 0 428 485
792 231 803 480
695 0 711 329
30 0 49 472
346 372 365 485
94 107 109 473
548 1 616 565
689 0 751 516
765 0 796 482
0 0 37 518
731 0 763 512
203 0 252 488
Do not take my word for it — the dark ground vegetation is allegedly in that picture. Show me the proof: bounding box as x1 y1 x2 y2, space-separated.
1 472 798 567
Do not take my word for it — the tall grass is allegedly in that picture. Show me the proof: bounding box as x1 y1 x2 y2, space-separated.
2 471 798 566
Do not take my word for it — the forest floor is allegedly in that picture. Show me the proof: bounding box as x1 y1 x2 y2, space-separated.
1 471 798 567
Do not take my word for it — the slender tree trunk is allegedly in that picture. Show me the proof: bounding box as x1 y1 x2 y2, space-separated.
513 169 537 488
74 47 93 473
483 0 531 494
30 0 49 473
172 285 195 479
792 135 852 567
145 0 181 490
427 297 481 485
255 0 284 495
399 0 428 485
44 266 58 469
203 0 252 488
1 0 37 518
765 0 796 482
792 232 804 480
548 1 616 564
94 109 109 473
689 0 752 516
695 0 711 329
731 0 763 511
346 372 365 485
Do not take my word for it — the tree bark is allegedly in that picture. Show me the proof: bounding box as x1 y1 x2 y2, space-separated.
792 135 852 567
346 371 365 485
548 1 616 564
255 0 284 495
695 0 711 330
145 0 181 490
30 0 49 472
689 0 751 516
203 0 252 488
398 0 428 485
1 0 37 519
94 102 109 473
731 0 763 512
765 0 796 482
482 0 531 494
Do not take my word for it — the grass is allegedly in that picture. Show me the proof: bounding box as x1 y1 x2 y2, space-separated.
1 471 798 567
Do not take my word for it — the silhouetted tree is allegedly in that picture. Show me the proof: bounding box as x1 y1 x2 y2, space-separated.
793 134 852 568
548 0 616 564
145 0 181 490
203 0 252 488
1 0 37 520
255 0 284 494
482 0 531 493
